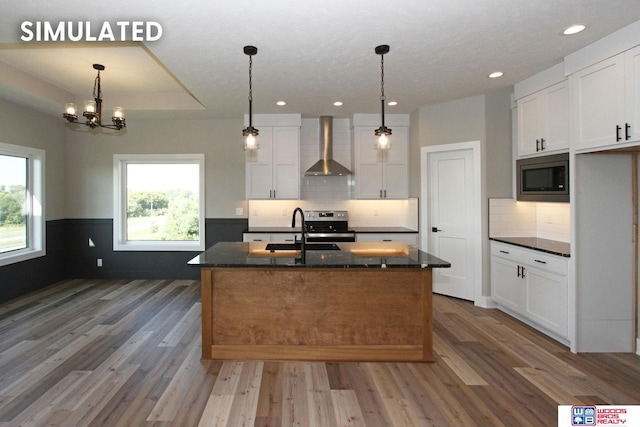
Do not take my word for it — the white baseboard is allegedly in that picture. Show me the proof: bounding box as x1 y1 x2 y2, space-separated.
474 295 496 309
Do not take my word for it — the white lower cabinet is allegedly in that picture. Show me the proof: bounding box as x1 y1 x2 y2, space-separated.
243 233 296 243
355 233 418 247
490 241 568 339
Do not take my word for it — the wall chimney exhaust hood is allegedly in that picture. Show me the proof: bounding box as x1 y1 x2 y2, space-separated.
304 116 352 176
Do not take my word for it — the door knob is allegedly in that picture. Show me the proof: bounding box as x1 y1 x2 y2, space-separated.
431 227 442 232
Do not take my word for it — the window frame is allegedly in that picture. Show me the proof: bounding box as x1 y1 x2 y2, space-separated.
113 154 205 252
0 142 45 267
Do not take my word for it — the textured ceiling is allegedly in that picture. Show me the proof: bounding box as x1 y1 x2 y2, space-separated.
1 0 640 120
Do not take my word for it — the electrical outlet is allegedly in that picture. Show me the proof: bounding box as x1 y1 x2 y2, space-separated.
97 259 103 267
235 207 244 216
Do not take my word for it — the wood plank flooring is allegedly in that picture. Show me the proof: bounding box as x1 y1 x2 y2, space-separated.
0 278 638 426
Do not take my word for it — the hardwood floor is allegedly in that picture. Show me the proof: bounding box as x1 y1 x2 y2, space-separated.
0 279 638 426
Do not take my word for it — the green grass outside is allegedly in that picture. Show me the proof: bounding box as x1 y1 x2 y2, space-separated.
0 225 27 252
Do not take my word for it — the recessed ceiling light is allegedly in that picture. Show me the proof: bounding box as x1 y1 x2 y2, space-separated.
333 101 343 106
563 24 586 35
387 101 398 106
276 101 286 106
489 71 504 79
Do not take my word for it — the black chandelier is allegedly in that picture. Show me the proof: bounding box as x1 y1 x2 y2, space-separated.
63 63 126 130
374 45 392 149
242 45 259 150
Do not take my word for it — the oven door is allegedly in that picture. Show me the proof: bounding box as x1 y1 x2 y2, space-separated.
306 232 356 242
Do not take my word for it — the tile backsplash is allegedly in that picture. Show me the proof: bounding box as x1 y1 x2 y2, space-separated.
489 198 570 242
248 198 419 230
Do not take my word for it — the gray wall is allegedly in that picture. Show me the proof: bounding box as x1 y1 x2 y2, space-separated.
0 98 66 220
408 91 513 297
64 117 246 219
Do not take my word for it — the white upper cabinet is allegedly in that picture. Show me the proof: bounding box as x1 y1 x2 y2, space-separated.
517 81 569 156
625 45 640 143
245 115 301 199
571 45 640 152
353 114 410 199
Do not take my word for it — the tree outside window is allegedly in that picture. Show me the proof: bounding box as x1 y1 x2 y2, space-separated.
0 143 45 266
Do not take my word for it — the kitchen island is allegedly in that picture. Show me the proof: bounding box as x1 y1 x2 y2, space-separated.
188 241 450 362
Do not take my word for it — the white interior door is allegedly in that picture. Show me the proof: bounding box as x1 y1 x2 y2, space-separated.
422 142 480 302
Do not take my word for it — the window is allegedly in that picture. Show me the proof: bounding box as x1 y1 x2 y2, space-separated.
0 142 45 267
114 154 205 251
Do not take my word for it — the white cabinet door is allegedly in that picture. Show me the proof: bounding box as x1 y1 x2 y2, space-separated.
544 81 570 153
625 45 640 143
246 127 274 199
246 126 300 199
572 54 626 151
272 127 300 199
517 81 569 156
383 126 409 198
491 256 524 312
525 265 568 337
354 127 384 199
518 93 544 156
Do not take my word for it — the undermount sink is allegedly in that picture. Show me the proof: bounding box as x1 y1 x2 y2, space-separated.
264 243 341 252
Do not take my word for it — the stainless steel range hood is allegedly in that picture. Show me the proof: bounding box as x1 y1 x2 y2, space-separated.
304 116 352 176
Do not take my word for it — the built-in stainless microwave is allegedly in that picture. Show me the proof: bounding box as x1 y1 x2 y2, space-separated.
516 153 569 202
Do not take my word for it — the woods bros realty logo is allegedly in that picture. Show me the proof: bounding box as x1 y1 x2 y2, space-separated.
558 405 640 426
19 21 162 42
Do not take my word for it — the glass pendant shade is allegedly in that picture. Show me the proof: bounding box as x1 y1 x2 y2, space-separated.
65 103 77 116
244 133 257 150
84 100 96 114
377 133 390 149
112 106 125 119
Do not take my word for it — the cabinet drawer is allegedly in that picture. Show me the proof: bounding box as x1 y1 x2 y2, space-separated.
490 241 567 275
243 233 297 243
356 233 418 247
243 233 269 242
521 251 567 275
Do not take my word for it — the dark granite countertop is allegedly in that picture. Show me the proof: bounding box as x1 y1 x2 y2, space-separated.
490 237 571 257
244 227 418 233
188 242 450 269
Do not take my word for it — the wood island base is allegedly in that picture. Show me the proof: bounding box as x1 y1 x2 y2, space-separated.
200 267 433 362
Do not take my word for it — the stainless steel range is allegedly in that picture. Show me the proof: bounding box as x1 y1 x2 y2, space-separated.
303 210 356 242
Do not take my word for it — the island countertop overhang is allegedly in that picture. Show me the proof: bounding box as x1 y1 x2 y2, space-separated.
188 242 451 269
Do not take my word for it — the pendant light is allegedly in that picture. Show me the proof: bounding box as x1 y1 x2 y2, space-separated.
242 45 259 150
374 45 392 150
